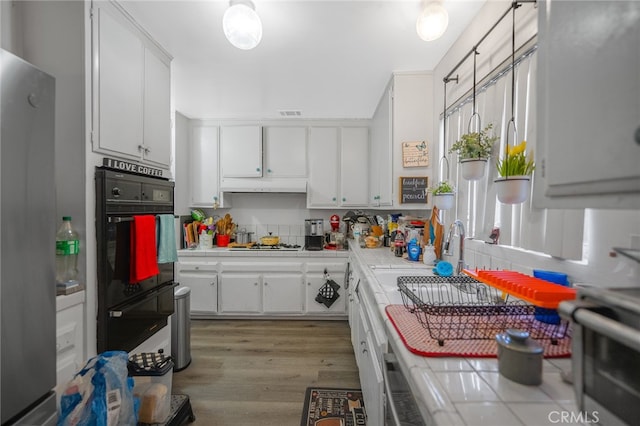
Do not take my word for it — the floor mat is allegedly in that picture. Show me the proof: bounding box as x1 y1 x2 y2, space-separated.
300 387 366 426
386 304 572 358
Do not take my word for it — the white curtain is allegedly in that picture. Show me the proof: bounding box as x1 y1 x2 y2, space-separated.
441 48 584 260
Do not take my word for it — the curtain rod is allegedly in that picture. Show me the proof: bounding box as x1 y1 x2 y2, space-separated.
443 0 536 83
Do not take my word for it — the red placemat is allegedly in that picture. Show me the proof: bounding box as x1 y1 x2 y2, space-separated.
385 304 571 358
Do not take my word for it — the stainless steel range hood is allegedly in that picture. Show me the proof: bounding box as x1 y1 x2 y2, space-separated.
220 178 307 193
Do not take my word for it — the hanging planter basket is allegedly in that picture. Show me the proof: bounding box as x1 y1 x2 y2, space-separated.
432 193 455 210
460 158 488 181
494 176 531 204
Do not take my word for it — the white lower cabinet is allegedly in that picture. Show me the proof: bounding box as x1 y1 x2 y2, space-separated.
179 276 217 314
305 273 347 314
176 255 348 317
56 299 85 389
219 273 262 314
263 273 304 313
357 303 384 426
176 262 218 314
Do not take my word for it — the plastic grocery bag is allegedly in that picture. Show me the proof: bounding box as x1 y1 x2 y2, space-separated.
58 351 139 426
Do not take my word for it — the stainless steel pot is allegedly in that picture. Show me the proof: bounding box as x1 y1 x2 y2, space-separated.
235 229 253 244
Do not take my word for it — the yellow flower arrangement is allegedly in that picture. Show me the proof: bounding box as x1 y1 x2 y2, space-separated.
497 140 535 177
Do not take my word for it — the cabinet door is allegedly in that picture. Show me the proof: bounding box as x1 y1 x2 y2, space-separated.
370 87 393 207
220 126 262 177
263 273 304 313
95 3 144 159
305 273 346 314
190 125 220 206
357 305 384 426
56 303 85 388
307 127 339 207
177 275 217 314
340 127 369 206
536 0 640 208
143 48 171 167
264 127 307 178
219 273 262 313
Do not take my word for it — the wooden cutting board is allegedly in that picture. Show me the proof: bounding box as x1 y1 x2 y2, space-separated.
227 242 255 248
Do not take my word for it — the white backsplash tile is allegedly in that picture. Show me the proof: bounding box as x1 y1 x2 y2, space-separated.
278 224 291 236
256 224 268 238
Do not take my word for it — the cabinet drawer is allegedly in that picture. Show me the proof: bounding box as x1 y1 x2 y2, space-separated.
176 262 218 274
221 261 303 273
306 261 347 274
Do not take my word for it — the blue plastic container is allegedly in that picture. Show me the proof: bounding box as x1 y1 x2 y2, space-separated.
407 239 421 262
533 269 569 324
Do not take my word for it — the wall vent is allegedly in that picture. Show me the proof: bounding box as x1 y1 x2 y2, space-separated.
278 110 302 117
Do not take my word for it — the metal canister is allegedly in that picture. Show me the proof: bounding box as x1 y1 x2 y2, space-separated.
496 329 543 385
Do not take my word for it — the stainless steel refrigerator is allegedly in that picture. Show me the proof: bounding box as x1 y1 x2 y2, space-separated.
1 49 57 425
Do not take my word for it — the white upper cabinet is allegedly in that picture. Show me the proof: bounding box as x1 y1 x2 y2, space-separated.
308 127 340 207
143 49 171 167
535 0 640 209
220 125 263 178
307 126 369 208
263 126 307 178
190 124 221 207
369 84 393 207
92 1 172 169
340 127 369 207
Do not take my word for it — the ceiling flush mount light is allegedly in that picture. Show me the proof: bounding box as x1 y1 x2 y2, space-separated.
416 1 449 41
223 0 262 50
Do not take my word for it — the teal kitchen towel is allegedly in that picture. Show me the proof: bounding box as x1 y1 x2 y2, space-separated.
157 214 178 263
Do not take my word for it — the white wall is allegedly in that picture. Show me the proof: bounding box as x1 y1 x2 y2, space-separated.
431 0 640 287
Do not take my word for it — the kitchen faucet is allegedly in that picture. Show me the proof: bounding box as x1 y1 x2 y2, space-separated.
444 220 466 275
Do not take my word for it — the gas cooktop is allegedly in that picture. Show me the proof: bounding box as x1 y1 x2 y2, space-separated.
229 243 303 251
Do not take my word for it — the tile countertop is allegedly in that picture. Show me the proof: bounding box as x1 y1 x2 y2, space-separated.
350 244 581 426
177 247 349 258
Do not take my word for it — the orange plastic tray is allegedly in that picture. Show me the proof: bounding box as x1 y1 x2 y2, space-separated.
462 269 576 309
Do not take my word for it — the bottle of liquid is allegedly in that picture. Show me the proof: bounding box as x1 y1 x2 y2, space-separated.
56 216 79 285
407 238 421 261
394 232 405 257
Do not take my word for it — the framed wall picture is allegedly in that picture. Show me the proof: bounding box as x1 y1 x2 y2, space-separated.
402 140 429 167
399 176 428 204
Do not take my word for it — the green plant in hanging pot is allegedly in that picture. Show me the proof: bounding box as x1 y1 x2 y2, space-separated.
495 140 535 204
428 180 455 210
449 123 497 180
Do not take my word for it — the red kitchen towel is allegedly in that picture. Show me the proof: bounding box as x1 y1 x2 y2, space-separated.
130 215 159 283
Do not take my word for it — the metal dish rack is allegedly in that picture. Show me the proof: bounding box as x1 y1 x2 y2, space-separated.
397 276 570 346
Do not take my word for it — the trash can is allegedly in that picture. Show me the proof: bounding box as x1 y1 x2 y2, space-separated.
171 286 191 371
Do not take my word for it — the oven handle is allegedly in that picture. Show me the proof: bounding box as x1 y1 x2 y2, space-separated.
108 215 178 223
560 300 640 352
109 282 177 318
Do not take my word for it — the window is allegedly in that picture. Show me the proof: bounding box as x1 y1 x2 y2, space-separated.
441 43 584 260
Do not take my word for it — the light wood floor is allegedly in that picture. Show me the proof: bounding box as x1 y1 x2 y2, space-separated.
172 319 361 426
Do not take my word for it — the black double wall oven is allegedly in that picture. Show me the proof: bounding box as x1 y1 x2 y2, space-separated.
96 168 176 353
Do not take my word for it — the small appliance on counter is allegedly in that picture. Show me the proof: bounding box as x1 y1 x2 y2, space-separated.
305 219 324 251
325 214 345 250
